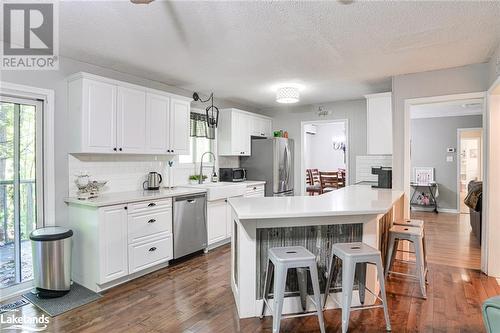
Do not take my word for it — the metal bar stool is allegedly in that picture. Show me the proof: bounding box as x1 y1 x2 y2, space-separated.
385 225 427 298
261 246 325 333
323 242 391 333
392 219 428 279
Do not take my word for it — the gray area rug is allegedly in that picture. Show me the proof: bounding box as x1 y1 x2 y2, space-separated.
23 283 102 317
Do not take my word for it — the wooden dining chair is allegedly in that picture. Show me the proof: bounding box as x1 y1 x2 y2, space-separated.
319 171 339 193
337 168 346 188
306 169 322 196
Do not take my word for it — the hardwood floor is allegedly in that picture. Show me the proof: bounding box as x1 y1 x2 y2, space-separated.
1 212 496 332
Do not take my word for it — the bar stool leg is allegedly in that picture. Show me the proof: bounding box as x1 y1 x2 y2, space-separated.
385 234 396 278
308 263 326 333
297 267 308 312
414 238 427 299
261 260 273 319
375 256 392 331
423 233 429 282
323 256 338 308
357 263 367 305
341 258 355 333
273 265 287 333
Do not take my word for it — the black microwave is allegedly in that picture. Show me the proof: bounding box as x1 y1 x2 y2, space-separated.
219 168 246 182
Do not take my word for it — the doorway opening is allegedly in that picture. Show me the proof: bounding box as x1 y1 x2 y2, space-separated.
300 119 348 196
407 94 485 270
458 128 483 214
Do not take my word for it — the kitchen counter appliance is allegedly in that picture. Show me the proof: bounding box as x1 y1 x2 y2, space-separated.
240 138 294 196
219 168 246 182
143 172 162 190
173 193 207 259
371 167 392 189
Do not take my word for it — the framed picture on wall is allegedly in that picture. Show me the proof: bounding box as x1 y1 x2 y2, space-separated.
414 167 434 185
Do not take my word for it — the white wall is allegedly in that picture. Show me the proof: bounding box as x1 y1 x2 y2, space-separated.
391 63 490 194
488 43 500 86
1 56 257 225
260 99 366 187
304 122 346 171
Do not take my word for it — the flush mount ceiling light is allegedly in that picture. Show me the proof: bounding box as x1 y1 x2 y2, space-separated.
276 86 300 104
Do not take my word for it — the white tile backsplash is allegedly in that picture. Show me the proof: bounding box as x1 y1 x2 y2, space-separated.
356 155 392 183
68 154 224 196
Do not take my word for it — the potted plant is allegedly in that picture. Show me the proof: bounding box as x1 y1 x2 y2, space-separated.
189 174 207 185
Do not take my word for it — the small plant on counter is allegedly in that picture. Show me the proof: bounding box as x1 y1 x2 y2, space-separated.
189 174 207 184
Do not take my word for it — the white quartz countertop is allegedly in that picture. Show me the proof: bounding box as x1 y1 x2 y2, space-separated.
228 185 404 219
65 187 207 207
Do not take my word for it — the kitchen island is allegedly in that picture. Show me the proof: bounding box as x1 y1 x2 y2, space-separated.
228 185 404 319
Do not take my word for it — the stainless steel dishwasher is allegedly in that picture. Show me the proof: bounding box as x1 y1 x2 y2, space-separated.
173 193 207 259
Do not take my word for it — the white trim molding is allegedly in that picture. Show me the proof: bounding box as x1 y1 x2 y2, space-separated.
0 81 56 226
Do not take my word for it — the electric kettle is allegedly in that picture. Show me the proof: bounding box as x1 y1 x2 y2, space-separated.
143 172 162 190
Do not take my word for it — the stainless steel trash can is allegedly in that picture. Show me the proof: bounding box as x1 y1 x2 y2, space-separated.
30 226 73 298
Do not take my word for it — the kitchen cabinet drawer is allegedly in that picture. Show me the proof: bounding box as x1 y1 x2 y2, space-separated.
128 234 172 273
128 198 171 214
245 185 265 197
128 209 172 243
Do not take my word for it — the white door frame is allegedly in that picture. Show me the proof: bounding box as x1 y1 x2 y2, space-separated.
300 119 349 195
404 91 487 271
456 128 483 214
484 76 500 277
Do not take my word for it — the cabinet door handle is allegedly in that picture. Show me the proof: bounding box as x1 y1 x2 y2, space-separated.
253 187 257 190
119 148 122 151
113 148 117 151
148 203 156 207
147 218 156 224
171 149 174 153
149 247 157 252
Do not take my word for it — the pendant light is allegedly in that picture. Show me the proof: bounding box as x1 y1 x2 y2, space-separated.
193 92 219 138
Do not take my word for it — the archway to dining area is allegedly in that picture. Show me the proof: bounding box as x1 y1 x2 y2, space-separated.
301 119 348 196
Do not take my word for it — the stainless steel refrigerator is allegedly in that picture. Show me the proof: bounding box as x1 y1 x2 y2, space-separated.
240 138 294 196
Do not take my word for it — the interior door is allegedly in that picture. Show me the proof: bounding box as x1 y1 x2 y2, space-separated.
169 98 190 155
146 93 169 154
84 79 117 153
116 86 147 153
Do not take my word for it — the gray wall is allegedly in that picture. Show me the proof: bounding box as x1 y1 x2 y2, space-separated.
1 56 257 226
392 63 490 192
488 43 500 86
260 99 367 191
411 115 482 211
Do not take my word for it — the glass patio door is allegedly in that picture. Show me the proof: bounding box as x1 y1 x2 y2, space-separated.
0 96 43 290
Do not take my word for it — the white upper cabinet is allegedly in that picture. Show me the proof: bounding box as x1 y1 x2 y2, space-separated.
169 98 190 155
68 73 191 155
250 116 272 138
116 86 147 154
146 92 170 154
365 92 392 155
69 78 117 153
218 108 272 156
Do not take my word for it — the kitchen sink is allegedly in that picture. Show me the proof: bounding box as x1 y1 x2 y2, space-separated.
184 182 247 201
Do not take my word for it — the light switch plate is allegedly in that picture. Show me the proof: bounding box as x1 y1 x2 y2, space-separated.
446 155 454 162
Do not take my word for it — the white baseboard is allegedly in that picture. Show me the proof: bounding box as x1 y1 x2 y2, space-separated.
411 207 459 214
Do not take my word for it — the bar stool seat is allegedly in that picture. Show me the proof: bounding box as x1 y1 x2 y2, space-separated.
391 219 428 281
323 242 391 333
261 246 325 333
386 225 427 298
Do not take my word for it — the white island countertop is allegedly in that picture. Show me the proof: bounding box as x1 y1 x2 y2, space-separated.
228 185 404 219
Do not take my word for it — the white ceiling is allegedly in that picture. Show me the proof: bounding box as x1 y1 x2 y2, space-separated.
59 1 500 109
411 99 483 119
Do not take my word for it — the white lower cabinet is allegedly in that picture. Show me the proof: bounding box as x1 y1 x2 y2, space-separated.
244 184 265 198
98 205 129 284
128 234 173 274
66 198 173 292
207 199 228 245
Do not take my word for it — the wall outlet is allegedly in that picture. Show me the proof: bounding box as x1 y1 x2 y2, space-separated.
446 155 454 162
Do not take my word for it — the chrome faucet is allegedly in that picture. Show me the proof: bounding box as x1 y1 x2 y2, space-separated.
199 152 216 184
